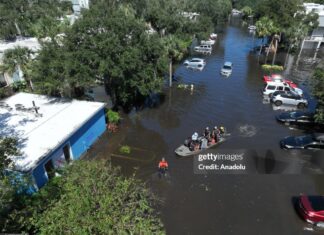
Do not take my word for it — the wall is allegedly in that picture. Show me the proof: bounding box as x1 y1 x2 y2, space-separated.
32 108 106 189
70 108 106 159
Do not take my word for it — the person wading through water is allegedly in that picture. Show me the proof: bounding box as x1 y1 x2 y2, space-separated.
158 157 169 176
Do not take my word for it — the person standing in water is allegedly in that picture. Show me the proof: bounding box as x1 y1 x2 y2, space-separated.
158 157 169 175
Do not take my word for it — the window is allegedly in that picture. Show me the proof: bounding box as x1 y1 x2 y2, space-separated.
284 87 290 91
277 86 284 91
267 85 275 90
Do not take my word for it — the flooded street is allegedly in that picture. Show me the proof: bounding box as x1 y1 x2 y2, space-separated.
88 18 324 234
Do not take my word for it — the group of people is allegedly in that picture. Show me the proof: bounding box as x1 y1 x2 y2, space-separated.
186 125 226 151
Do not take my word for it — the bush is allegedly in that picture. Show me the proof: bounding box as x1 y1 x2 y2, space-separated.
119 145 131 154
261 64 284 73
106 109 121 124
12 81 27 92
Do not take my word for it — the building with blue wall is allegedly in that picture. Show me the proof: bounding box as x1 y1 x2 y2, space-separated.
0 92 106 189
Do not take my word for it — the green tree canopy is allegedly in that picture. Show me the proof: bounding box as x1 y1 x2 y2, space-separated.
0 137 18 173
1 160 164 234
311 67 324 124
0 0 71 40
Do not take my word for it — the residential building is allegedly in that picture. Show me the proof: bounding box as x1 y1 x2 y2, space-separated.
301 3 324 49
0 37 41 88
0 92 106 190
71 0 89 15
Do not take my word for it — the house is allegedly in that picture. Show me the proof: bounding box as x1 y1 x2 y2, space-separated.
0 92 106 190
0 37 41 88
300 3 324 49
71 0 90 15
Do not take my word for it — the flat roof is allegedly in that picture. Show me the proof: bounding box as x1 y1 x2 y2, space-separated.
0 93 105 172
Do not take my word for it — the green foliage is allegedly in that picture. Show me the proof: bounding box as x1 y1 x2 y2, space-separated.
0 47 34 90
0 0 72 40
0 137 18 173
311 67 324 124
241 6 253 19
106 110 121 124
27 0 230 107
256 17 279 38
261 64 283 73
1 161 164 234
12 81 27 92
119 145 131 154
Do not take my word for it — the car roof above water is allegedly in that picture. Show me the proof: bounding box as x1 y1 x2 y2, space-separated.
224 61 232 66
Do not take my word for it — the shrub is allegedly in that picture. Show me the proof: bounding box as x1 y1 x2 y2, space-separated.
262 64 284 73
106 109 120 124
119 145 131 154
12 81 27 92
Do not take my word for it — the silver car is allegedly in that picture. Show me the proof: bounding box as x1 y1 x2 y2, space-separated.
221 61 233 76
271 92 308 108
183 58 206 70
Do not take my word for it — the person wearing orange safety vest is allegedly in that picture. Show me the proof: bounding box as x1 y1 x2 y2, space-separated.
158 157 169 174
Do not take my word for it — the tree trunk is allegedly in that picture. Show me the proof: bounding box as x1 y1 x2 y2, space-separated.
14 20 22 36
169 58 172 87
284 44 292 68
265 37 274 64
272 39 278 66
259 36 266 55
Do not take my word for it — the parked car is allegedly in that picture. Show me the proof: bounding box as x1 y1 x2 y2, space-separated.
270 90 298 98
183 58 206 70
271 92 308 108
201 39 215 45
248 25 256 30
280 133 324 149
263 74 298 88
194 44 212 53
297 194 324 226
262 81 303 97
220 61 233 76
276 111 315 125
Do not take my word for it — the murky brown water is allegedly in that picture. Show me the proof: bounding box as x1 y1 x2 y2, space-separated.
87 18 324 234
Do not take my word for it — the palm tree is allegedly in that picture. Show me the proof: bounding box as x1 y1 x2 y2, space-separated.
255 17 279 61
0 47 34 90
271 33 281 65
162 35 186 87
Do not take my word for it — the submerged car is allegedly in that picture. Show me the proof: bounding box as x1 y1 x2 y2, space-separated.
297 194 324 225
276 111 315 125
220 62 233 76
280 133 324 149
271 92 308 108
183 58 206 70
194 44 212 53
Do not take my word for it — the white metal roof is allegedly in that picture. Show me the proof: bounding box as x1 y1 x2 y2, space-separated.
0 93 105 172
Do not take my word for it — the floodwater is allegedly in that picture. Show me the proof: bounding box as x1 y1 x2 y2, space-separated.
87 18 324 234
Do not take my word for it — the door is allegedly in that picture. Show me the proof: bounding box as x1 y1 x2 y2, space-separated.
45 160 55 179
63 144 72 163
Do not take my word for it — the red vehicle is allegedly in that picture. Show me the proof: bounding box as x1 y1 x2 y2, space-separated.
297 194 324 225
263 74 298 88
